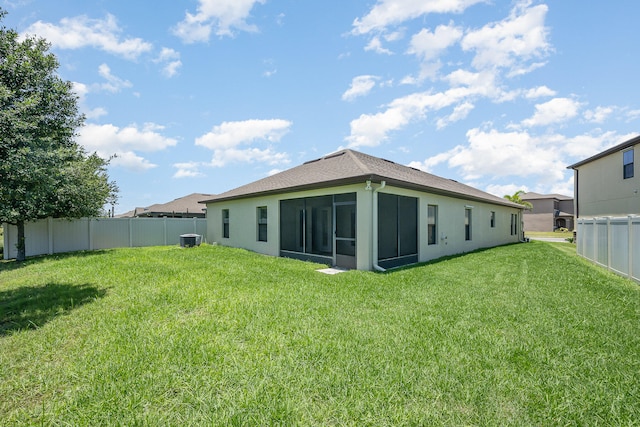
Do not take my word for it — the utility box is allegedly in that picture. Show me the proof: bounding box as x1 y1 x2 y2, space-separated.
180 234 202 247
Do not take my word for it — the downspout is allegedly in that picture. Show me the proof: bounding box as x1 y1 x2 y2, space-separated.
371 180 386 272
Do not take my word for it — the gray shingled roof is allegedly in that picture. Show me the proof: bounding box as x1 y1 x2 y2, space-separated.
521 192 572 201
120 193 214 217
201 149 523 209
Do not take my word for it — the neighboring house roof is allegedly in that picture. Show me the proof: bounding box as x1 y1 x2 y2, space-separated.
119 193 214 217
521 192 573 201
567 134 640 169
201 149 523 209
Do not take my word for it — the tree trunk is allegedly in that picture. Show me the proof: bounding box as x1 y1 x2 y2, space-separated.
16 220 26 261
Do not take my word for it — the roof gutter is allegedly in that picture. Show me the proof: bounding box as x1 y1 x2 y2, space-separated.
370 180 387 272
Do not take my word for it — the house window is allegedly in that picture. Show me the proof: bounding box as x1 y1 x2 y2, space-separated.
257 206 267 242
490 211 496 228
623 149 634 179
510 213 517 236
222 209 229 238
464 208 472 241
428 205 437 245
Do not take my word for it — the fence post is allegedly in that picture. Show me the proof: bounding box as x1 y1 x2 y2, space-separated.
89 218 94 251
164 217 168 246
591 218 597 263
48 217 54 255
129 218 133 248
605 217 611 272
2 222 8 260
629 216 634 281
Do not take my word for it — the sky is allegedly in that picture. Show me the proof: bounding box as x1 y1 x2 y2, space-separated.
3 0 640 214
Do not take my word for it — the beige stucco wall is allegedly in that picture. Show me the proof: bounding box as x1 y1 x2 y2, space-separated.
523 212 554 232
206 182 522 270
574 143 640 218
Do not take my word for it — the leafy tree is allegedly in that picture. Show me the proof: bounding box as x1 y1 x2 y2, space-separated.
504 190 533 210
0 9 118 261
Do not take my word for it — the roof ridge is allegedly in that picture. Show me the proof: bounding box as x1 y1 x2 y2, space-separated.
343 149 374 175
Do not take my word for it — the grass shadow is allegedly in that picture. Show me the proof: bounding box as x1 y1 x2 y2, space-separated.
0 283 107 336
380 242 525 274
0 250 111 273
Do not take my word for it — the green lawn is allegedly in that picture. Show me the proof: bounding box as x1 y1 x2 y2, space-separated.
1 243 638 425
525 230 573 239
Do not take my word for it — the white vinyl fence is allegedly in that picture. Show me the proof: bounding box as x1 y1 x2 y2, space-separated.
576 216 640 284
3 217 207 260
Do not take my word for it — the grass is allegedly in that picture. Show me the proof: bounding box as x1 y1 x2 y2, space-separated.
525 230 573 239
1 242 639 425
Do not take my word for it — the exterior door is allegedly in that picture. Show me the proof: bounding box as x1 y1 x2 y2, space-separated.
334 202 356 269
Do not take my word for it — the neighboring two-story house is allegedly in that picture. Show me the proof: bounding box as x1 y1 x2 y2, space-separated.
521 192 574 232
567 135 640 218
567 134 640 283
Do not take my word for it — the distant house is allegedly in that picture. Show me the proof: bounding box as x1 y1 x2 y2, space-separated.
119 193 213 218
521 192 574 232
201 149 524 271
568 135 640 218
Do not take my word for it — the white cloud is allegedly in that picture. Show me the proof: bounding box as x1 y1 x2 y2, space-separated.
453 128 565 182
484 183 530 198
342 75 380 101
173 162 205 178
155 48 182 78
262 59 277 77
412 128 565 183
110 151 157 172
162 61 183 78
195 119 292 167
352 0 486 35
208 147 290 168
196 119 292 149
461 3 550 74
562 131 634 159
97 63 132 93
173 0 266 43
346 81 493 148
77 123 178 171
436 101 474 129
364 36 393 55
73 82 107 119
410 128 634 194
23 14 152 60
548 176 574 198
521 97 582 127
408 151 452 172
626 109 640 122
584 106 614 124
406 23 463 80
85 107 108 120
525 85 556 99
268 168 284 176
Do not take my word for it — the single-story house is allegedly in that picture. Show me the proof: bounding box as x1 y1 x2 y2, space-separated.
201 149 524 271
521 192 574 232
119 193 213 218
